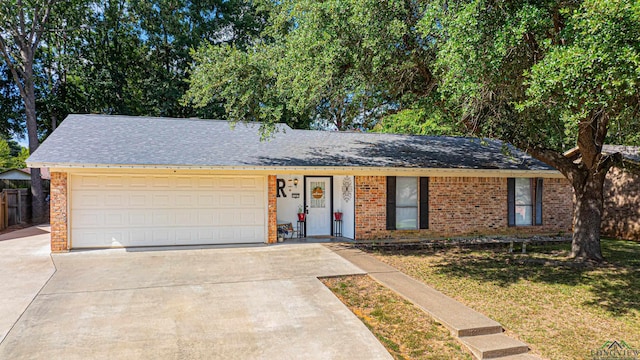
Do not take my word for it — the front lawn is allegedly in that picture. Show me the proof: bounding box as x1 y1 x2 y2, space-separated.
322 275 472 360
368 239 640 360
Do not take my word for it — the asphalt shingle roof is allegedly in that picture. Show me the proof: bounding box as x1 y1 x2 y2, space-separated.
27 114 555 171
603 145 640 163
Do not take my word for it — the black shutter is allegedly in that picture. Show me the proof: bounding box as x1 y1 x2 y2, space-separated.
507 178 515 226
535 178 543 225
419 177 429 229
386 176 396 230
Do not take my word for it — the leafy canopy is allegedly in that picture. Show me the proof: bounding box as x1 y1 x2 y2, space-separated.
185 0 437 133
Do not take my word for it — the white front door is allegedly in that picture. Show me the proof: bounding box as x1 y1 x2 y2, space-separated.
305 177 332 236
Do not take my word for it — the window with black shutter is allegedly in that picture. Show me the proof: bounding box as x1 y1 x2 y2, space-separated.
386 176 428 230
508 178 543 226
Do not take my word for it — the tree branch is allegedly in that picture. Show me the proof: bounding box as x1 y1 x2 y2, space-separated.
33 0 56 51
18 0 26 38
28 5 40 46
594 108 610 150
520 144 579 183
0 36 27 99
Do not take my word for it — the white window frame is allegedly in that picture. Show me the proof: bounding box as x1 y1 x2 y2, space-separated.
395 177 418 230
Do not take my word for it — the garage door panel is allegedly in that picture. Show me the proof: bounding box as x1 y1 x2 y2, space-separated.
73 192 101 207
240 177 261 188
150 176 171 188
197 177 217 188
104 194 124 207
128 176 147 187
239 210 262 225
70 174 266 248
104 176 125 188
174 177 196 188
152 210 174 226
152 194 171 207
129 212 148 225
240 194 261 206
129 194 148 207
77 175 101 188
72 229 127 247
175 194 194 206
74 213 101 227
105 213 125 226
197 194 216 206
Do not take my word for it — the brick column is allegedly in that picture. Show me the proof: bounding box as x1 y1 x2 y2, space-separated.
50 172 69 252
355 176 387 240
267 175 277 244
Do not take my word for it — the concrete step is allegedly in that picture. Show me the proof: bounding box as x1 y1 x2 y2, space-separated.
496 353 543 360
460 333 529 359
328 245 503 337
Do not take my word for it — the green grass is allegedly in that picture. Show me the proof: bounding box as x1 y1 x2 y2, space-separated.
370 239 640 360
322 275 472 360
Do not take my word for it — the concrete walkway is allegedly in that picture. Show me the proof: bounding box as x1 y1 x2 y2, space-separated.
0 229 391 360
0 225 55 344
327 244 542 360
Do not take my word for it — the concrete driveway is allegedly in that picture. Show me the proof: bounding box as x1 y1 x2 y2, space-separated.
0 229 391 360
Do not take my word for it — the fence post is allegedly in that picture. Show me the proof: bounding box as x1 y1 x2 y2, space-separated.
1 192 7 230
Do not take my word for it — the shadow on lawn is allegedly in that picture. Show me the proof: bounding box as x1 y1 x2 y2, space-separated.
407 240 640 316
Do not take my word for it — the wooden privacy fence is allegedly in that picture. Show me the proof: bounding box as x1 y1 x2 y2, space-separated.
0 189 31 231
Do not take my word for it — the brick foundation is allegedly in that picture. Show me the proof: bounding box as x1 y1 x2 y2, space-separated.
354 175 573 240
602 168 640 240
268 175 277 244
50 172 69 252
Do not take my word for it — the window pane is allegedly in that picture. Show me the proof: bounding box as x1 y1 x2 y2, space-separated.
515 178 532 205
396 207 418 229
515 205 532 225
396 177 418 206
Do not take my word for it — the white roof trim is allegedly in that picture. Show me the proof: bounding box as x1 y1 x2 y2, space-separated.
30 162 565 178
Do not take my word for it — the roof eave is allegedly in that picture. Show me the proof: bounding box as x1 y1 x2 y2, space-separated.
28 161 565 178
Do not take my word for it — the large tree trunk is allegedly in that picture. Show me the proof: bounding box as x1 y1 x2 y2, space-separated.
24 67 45 224
570 170 606 262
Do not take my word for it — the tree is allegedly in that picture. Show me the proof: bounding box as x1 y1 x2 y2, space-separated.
185 0 436 131
56 0 266 119
0 63 23 138
130 0 264 118
0 0 60 222
422 0 640 261
0 139 29 169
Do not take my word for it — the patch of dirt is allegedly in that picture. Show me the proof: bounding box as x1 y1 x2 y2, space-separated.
321 275 472 360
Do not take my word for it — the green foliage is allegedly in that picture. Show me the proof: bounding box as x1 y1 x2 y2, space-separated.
0 139 28 169
11 147 29 168
373 108 461 136
0 64 22 138
421 0 639 152
185 0 436 131
522 0 640 146
420 0 569 149
1 0 266 142
186 42 293 136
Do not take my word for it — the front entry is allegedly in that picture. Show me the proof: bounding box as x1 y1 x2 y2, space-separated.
305 177 332 236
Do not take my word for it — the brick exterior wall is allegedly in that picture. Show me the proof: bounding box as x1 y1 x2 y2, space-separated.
354 175 573 240
267 175 277 244
602 168 640 240
50 172 69 252
354 176 388 239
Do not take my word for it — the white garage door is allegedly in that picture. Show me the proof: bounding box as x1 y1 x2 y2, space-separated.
70 174 266 248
